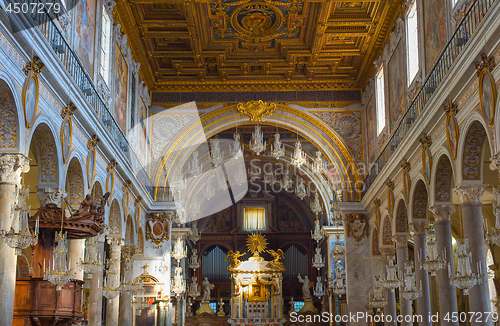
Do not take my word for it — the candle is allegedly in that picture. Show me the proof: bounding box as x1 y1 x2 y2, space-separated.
1 215 4 231
43 258 46 275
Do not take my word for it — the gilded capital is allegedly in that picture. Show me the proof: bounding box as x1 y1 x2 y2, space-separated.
429 204 455 222
453 184 486 204
107 236 124 251
0 153 29 184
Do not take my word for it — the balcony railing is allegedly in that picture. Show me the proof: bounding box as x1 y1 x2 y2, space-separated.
25 6 152 191
364 0 497 191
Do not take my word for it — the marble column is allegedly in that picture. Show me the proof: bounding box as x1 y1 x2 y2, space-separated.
454 185 492 326
380 248 397 326
68 239 85 280
106 237 123 326
412 221 432 326
0 154 29 326
429 204 459 326
88 232 106 326
119 249 134 326
394 234 413 326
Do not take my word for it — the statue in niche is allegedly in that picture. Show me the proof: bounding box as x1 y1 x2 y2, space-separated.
201 277 214 302
297 274 313 301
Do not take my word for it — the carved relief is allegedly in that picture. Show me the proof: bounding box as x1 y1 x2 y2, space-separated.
109 199 121 236
0 81 17 149
395 200 408 233
33 124 57 184
435 155 453 202
67 159 84 207
0 153 29 184
136 229 144 255
372 227 381 256
382 217 393 245
462 121 487 180
412 180 428 220
345 214 369 245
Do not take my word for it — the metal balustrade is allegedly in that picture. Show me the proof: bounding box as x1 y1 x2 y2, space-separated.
364 0 497 193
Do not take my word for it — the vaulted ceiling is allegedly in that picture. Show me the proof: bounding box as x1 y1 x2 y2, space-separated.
115 0 402 92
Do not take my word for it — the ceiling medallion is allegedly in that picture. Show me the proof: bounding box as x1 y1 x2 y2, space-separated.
236 100 276 122
231 2 284 42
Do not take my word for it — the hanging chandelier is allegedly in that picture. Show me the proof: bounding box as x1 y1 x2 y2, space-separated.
102 258 120 299
189 221 200 244
449 238 482 295
172 236 187 262
189 200 201 220
121 255 143 293
188 248 200 270
188 276 200 298
172 263 186 297
271 131 285 159
217 170 228 191
230 132 243 159
79 236 103 275
44 230 73 291
234 167 247 185
314 276 325 298
157 255 170 275
400 260 422 301
210 138 224 167
332 235 345 261
310 192 322 214
368 276 387 311
132 286 149 310
250 124 266 155
313 151 326 174
264 169 276 184
329 196 343 227
311 218 324 242
312 246 325 270
189 151 202 177
291 139 306 168
488 186 500 246
282 168 293 191
1 186 39 255
332 266 346 295
381 255 402 291
420 225 446 276
203 180 216 200
295 178 307 200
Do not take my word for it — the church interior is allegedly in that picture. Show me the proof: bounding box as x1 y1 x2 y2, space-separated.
1 0 500 325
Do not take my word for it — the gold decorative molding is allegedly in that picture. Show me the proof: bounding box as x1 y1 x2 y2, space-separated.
106 160 117 173
475 53 496 76
145 212 172 246
61 102 77 119
236 100 276 122
87 135 100 150
22 56 44 75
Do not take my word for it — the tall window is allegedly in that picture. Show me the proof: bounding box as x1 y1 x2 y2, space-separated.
100 9 112 84
244 208 266 231
406 1 419 85
375 68 386 135
451 0 458 7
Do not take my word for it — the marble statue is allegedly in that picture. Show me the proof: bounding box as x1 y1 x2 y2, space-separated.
297 274 313 301
201 277 214 302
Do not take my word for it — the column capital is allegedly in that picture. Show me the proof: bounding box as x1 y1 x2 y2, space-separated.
429 203 455 221
490 153 500 171
453 184 486 204
380 247 395 260
37 187 66 207
0 153 29 184
393 234 409 248
410 221 427 235
107 236 124 251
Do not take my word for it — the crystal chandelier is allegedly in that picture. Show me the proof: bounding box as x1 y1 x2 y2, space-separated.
172 236 187 262
311 218 324 242
449 238 482 295
368 276 387 311
230 132 243 159
157 255 170 275
78 236 103 276
313 151 326 174
329 197 343 227
295 178 307 200
400 260 422 301
121 255 143 293
312 246 325 270
234 168 247 185
264 170 276 184
102 258 120 299
271 131 285 159
381 255 402 291
217 170 228 191
210 138 224 167
44 231 72 291
488 186 500 246
188 276 200 298
314 276 324 298
203 181 216 200
420 225 446 276
189 221 200 244
332 235 345 261
132 286 149 310
188 248 200 270
310 192 322 214
189 200 200 220
291 139 306 168
189 151 202 177
332 266 346 295
250 124 266 155
283 168 293 191
172 263 186 297
1 186 39 255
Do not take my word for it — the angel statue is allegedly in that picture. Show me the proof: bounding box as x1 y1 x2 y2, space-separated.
225 250 244 268
201 277 214 302
297 274 313 301
267 249 284 268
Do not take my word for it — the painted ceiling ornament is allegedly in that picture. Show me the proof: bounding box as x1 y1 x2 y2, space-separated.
22 56 44 129
444 101 460 160
236 100 276 122
401 159 411 204
386 179 395 219
145 212 171 248
475 54 497 125
230 2 284 42
346 213 369 246
420 134 433 185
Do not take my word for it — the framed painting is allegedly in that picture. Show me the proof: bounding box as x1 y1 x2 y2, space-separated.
479 69 497 125
60 116 72 163
86 146 96 188
114 44 128 132
446 111 460 160
73 0 96 76
248 283 268 302
22 70 39 128
423 0 447 74
388 41 406 130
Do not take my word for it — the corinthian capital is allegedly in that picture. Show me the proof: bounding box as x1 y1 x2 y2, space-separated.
380 247 395 260
107 236 124 252
393 234 409 248
410 221 427 235
453 184 486 204
429 204 455 222
490 153 500 171
0 153 29 184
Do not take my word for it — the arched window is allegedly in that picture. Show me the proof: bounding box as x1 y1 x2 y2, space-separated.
100 8 112 84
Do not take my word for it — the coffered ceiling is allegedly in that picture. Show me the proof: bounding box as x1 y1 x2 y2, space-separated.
115 0 402 92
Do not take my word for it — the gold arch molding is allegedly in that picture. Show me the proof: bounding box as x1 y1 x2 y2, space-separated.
154 102 362 201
